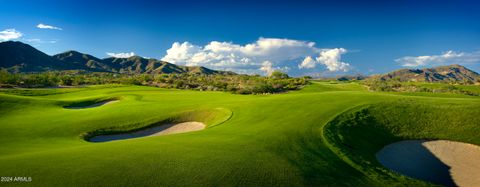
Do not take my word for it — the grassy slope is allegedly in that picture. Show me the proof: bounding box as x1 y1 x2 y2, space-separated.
0 82 479 186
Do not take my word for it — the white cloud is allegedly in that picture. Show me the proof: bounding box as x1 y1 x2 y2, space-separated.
299 56 316 69
163 42 202 63
37 23 62 30
260 61 274 76
396 50 480 67
316 48 350 72
106 52 136 58
26 38 41 43
0 29 23 41
161 37 350 75
25 38 58 44
299 48 349 72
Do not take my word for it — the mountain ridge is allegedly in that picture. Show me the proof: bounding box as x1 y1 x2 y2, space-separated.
0 41 233 75
375 64 480 83
1 41 479 81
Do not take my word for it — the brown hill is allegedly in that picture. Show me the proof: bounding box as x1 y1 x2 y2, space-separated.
377 64 480 83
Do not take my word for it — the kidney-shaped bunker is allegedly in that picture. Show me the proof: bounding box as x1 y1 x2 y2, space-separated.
83 108 232 142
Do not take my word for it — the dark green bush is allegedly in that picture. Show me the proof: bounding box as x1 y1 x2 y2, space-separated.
0 70 309 94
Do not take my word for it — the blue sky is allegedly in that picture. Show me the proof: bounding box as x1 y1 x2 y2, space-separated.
0 0 479 76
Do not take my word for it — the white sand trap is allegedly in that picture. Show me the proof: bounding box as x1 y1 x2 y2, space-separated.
64 100 119 109
88 122 205 142
376 140 480 187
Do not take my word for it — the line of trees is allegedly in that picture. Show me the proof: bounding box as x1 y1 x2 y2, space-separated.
0 70 309 94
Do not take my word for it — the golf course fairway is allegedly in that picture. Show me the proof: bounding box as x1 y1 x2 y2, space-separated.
1 82 479 186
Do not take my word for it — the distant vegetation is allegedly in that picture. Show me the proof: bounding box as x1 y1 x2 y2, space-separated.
374 64 480 83
0 41 309 94
2 41 480 96
0 70 309 94
360 64 480 96
362 79 480 96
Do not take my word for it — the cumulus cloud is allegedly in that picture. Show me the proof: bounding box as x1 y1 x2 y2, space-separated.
298 48 349 71
106 52 136 58
163 42 202 63
0 29 23 41
161 37 350 75
396 50 480 67
260 61 275 75
299 56 316 69
316 48 350 71
37 23 62 30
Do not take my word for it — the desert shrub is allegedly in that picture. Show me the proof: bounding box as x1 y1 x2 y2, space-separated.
0 70 309 94
362 79 479 96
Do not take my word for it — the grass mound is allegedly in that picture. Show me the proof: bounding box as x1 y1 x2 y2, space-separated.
323 99 480 186
82 108 232 141
63 97 120 109
1 83 479 186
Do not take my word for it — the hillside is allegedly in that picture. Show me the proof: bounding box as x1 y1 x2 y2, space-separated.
101 56 185 74
0 41 81 72
377 64 480 83
0 41 232 75
53 50 112 72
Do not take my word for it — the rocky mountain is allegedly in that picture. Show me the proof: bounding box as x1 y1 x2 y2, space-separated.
0 41 233 75
377 64 480 83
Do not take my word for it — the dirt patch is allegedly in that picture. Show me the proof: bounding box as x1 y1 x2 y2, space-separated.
376 140 480 187
64 100 119 109
88 122 205 142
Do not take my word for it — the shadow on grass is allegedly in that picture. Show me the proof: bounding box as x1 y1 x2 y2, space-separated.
63 98 119 109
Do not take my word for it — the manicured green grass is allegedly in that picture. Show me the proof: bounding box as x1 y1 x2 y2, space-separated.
0 82 479 186
324 99 480 186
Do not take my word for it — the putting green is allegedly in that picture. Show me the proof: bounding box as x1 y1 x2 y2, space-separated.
0 82 479 186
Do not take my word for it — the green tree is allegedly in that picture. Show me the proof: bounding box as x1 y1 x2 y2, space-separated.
270 71 289 79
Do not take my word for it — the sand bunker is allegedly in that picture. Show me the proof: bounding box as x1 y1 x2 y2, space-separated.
64 100 119 109
376 140 480 187
88 122 205 142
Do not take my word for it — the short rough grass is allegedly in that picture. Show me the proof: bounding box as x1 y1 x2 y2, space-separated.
0 82 479 186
